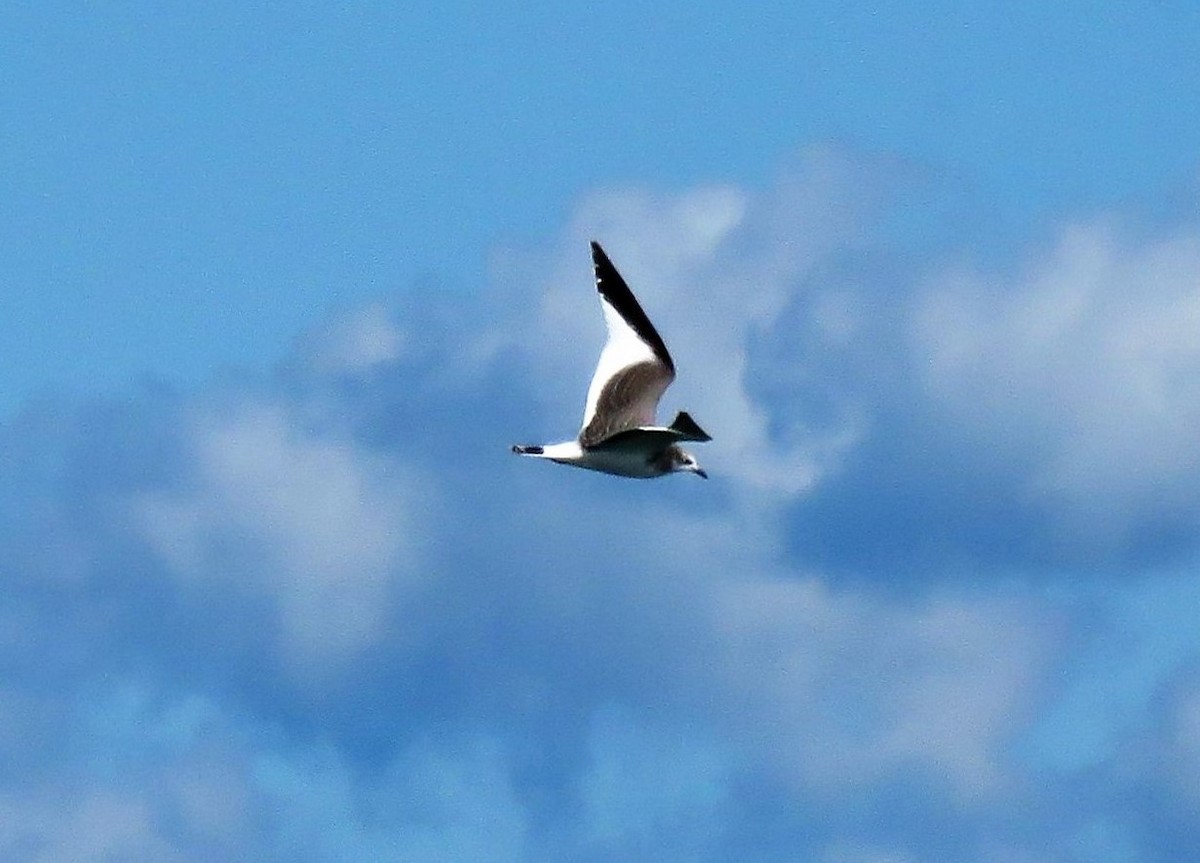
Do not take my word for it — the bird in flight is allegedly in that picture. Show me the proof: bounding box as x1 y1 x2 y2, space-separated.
512 241 711 479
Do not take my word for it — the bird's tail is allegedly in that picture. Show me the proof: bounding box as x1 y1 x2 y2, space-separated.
669 412 712 442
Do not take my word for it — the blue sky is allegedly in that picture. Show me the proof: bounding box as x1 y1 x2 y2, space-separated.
3 3 1200 861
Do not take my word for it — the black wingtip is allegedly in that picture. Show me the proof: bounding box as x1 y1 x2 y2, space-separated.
512 444 544 455
589 240 613 275
588 241 675 373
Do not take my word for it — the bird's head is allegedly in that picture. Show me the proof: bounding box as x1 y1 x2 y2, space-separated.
668 446 707 479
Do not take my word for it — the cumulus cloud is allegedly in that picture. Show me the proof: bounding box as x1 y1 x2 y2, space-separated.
2 148 1199 861
133 400 427 674
298 302 406 376
756 213 1200 575
0 792 182 863
708 578 1054 800
915 221 1200 555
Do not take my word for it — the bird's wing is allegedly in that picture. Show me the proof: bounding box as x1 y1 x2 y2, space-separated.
578 242 676 448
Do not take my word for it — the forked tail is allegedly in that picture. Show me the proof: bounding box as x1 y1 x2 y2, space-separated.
669 412 712 442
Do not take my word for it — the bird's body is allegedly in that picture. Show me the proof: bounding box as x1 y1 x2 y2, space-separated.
512 242 711 480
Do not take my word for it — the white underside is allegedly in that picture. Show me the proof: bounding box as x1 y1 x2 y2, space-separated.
523 441 664 479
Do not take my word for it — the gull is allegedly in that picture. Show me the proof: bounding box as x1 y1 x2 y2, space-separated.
512 241 711 479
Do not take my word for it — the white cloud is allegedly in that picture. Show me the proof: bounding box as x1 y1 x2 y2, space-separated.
449 475 1057 803
915 220 1200 547
6 146 1200 862
1163 680 1200 803
254 733 529 863
8 793 181 863
581 705 728 851
708 576 1054 800
299 302 405 375
133 401 427 674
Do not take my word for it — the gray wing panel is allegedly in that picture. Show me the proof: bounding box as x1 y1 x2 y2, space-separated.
586 413 713 452
578 361 673 448
586 427 684 455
